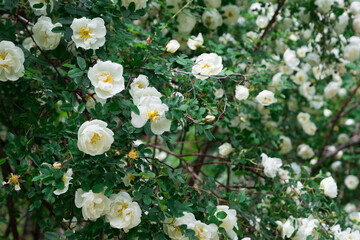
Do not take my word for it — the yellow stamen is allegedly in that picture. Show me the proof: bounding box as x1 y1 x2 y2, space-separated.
62 175 66 182
0 53 7 60
147 110 159 122
80 27 91 40
9 173 19 185
201 63 210 69
91 132 101 144
98 72 113 83
129 174 135 181
228 11 234 17
117 203 129 215
129 149 139 159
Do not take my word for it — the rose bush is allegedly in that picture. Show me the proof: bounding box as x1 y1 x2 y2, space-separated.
0 0 360 239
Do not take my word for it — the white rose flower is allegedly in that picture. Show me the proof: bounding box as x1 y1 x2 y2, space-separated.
166 0 181 12
344 175 359 190
344 42 360 62
335 12 349 35
121 0 148 10
235 85 249 101
131 96 171 135
256 15 269 29
29 0 54 16
299 82 315 101
0 41 25 82
284 49 299 70
215 205 238 240
22 37 36 51
218 143 234 157
302 121 317 136
297 46 311 58
187 33 204 50
270 72 282 90
70 17 106 50
349 212 360 225
122 173 135 187
75 189 111 221
297 112 310 125
87 60 125 99
276 218 295 239
320 176 338 198
279 136 292 154
261 153 282 178
310 95 324 109
246 31 258 41
204 0 221 8
337 88 347 97
331 161 342 171
193 221 219 240
166 40 180 53
202 9 223 30
177 11 197 34
255 90 277 106
351 1 360 15
163 212 197 239
324 81 341 99
105 192 142 232
54 168 73 195
344 203 357 213
192 53 223 80
315 0 334 13
32 16 62 50
297 144 314 160
77 120 114 156
306 52 320 66
222 5 240 25
337 133 349 144
293 70 308 85
214 88 224 99
85 91 107 112
131 85 161 105
293 216 319 239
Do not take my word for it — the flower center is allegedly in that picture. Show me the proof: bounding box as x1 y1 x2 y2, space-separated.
98 72 113 83
228 11 234 17
80 27 92 40
147 110 160 122
0 53 7 60
62 175 66 182
117 203 129 215
129 174 135 181
9 173 19 185
202 63 210 69
91 132 101 144
129 149 139 159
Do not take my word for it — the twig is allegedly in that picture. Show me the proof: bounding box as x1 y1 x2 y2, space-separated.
318 81 360 160
254 0 287 52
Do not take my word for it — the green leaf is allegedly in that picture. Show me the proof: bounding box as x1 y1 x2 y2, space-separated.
51 26 65 33
216 211 227 219
44 231 59 240
33 3 44 8
76 57 86 70
68 68 84 78
60 103 73 112
0 157 6 165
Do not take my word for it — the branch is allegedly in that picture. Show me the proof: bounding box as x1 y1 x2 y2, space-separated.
254 0 287 52
318 81 360 159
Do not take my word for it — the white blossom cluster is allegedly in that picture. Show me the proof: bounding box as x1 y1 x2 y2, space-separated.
164 205 238 240
130 74 171 135
75 189 142 232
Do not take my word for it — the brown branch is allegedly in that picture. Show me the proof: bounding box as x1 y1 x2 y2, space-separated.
254 0 287 52
318 81 360 160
